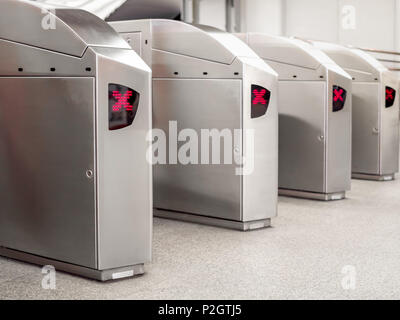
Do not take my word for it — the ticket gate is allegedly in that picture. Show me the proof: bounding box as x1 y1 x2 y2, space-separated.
311 41 399 181
110 20 278 230
0 0 152 281
236 34 352 200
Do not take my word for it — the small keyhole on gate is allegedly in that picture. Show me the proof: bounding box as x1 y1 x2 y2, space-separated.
86 170 94 179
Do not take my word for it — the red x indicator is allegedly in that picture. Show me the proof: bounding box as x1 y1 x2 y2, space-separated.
251 85 271 118
252 89 268 105
112 90 134 112
109 83 140 131
386 88 394 100
385 86 396 108
332 85 347 112
333 88 344 102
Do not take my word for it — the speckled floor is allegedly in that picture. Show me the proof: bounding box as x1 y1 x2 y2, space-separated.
1 176 400 300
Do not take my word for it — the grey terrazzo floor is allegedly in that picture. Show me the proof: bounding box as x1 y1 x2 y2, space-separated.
1 176 400 300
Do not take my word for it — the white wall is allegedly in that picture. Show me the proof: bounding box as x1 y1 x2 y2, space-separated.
241 0 283 34
191 0 226 30
192 0 400 52
337 0 396 51
285 0 339 42
284 0 397 51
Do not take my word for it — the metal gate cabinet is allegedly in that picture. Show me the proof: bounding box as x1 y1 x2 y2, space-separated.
236 34 352 200
110 20 278 231
311 41 399 181
0 0 152 281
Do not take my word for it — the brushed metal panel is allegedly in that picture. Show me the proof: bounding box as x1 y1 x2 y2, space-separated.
111 20 259 65
106 0 182 21
0 1 130 58
152 20 250 64
54 9 131 49
313 41 398 177
0 77 96 268
352 83 380 174
381 78 400 175
0 39 97 77
109 20 153 66
111 21 279 224
312 41 383 81
119 32 142 57
0 0 87 57
246 34 322 70
151 49 245 79
326 70 352 193
153 79 242 221
155 209 270 231
0 247 144 281
94 48 152 270
278 81 326 193
242 58 278 222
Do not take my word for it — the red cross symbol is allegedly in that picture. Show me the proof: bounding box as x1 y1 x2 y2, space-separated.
333 88 344 102
112 90 133 112
252 89 267 105
386 88 394 100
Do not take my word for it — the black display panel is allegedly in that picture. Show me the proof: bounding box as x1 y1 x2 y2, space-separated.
109 84 140 131
332 85 347 112
385 86 396 108
251 84 271 119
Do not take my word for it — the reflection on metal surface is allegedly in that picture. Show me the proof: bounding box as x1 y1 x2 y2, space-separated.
311 41 399 179
107 0 182 21
34 0 182 20
237 33 352 200
34 0 127 19
111 19 279 230
0 0 152 281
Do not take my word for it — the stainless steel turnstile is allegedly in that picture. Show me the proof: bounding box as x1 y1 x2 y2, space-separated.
110 20 278 230
0 0 152 281
236 34 352 200
311 41 399 181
